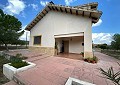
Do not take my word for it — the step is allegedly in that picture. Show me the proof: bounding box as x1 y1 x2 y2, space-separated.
13 74 31 85
2 80 17 85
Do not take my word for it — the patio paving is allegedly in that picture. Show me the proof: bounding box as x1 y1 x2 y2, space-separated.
4 51 120 85
57 53 83 60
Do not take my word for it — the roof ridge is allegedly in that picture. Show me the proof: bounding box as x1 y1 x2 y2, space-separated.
74 2 98 7
47 3 100 13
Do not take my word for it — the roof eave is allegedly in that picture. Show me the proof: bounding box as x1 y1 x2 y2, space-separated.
25 3 102 31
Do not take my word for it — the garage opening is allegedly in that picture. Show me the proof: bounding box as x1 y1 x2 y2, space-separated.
54 33 84 60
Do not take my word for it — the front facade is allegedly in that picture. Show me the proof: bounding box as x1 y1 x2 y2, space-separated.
25 2 102 58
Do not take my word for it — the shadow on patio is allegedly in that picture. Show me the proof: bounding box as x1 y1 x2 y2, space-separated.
56 53 83 60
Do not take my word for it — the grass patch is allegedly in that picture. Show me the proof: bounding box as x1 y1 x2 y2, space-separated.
0 56 10 84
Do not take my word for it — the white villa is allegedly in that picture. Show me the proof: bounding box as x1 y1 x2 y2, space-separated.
25 1 102 58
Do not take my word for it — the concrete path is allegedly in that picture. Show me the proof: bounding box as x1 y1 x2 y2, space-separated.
4 52 120 85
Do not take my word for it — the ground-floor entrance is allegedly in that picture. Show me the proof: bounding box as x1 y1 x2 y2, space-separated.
55 36 84 53
55 33 84 60
60 40 69 53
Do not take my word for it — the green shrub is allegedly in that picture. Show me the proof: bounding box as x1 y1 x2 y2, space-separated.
9 54 29 68
93 56 98 61
84 56 98 63
16 53 22 57
80 52 84 54
15 53 28 60
10 61 29 69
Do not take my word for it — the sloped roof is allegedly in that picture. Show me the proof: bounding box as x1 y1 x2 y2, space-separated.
25 1 102 31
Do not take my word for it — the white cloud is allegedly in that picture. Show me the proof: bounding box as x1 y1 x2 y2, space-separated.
40 1 49 6
92 19 102 27
29 4 38 11
19 25 30 41
65 0 76 5
3 0 26 15
92 33 114 45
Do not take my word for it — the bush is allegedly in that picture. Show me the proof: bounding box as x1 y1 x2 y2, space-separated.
80 52 84 54
10 60 29 69
80 52 84 57
84 56 98 63
9 54 29 68
15 53 28 60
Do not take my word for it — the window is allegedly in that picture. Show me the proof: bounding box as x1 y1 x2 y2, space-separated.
34 36 41 45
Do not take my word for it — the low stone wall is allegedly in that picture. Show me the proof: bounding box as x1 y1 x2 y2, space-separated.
29 46 55 56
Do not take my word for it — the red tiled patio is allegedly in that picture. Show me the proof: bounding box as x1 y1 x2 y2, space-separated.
4 51 120 85
57 53 83 60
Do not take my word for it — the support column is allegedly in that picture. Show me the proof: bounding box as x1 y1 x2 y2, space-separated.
84 27 93 58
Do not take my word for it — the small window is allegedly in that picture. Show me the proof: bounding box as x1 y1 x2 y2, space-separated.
34 36 41 45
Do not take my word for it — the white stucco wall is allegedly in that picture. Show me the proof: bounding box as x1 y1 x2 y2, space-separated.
55 37 83 54
69 38 84 54
29 11 92 55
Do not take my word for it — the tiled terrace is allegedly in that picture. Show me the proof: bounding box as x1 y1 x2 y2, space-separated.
4 50 120 85
57 53 83 60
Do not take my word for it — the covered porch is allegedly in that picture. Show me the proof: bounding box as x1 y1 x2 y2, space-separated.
54 33 84 60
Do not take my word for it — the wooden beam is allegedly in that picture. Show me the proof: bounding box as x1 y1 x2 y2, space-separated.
92 17 98 20
70 8 72 14
76 10 78 15
89 12 91 18
33 21 36 23
65 8 67 13
31 22 33 25
39 15 43 18
52 6 55 10
34 19 37 21
48 6 51 10
55 7 59 11
82 11 84 16
36 17 40 20
60 7 63 12
42 12 45 16
44 9 48 13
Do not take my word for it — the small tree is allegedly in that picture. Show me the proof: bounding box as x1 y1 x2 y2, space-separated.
0 9 24 51
111 34 120 50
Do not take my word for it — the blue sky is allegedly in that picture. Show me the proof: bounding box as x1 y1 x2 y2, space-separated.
0 0 120 44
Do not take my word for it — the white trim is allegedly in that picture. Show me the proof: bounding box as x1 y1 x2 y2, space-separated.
54 32 84 38
3 60 36 80
65 77 95 85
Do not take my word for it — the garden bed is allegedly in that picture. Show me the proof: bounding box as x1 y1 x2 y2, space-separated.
2 53 36 80
3 60 36 80
84 56 98 64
